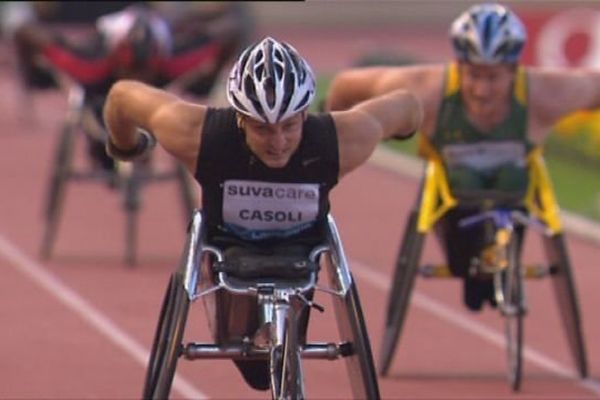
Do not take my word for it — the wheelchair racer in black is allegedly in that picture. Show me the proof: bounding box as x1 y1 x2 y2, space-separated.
102 36 422 390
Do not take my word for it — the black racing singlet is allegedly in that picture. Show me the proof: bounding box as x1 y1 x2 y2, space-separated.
195 108 339 246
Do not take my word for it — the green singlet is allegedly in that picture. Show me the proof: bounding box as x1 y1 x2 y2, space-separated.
431 63 533 193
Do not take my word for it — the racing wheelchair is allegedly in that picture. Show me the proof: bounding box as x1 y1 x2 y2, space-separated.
378 139 588 391
143 211 380 399
39 82 196 266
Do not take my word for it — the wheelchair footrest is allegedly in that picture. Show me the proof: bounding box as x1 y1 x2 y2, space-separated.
184 342 345 361
419 264 454 278
419 263 554 279
523 264 553 279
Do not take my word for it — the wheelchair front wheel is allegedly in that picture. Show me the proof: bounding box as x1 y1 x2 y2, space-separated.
502 235 524 392
123 163 142 266
142 273 190 399
269 304 304 400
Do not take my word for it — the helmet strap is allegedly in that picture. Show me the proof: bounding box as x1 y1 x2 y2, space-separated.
236 113 246 131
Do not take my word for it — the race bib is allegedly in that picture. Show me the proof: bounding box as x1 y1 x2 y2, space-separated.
442 141 527 170
222 180 320 239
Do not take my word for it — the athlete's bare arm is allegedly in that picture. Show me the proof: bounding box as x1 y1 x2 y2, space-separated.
528 68 600 144
326 64 445 137
103 79 205 172
331 88 423 178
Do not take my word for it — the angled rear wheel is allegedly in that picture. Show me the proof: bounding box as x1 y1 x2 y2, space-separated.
544 234 588 378
380 210 424 376
143 273 190 399
40 123 76 259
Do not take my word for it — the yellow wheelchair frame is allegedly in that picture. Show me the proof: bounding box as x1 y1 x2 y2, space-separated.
379 138 588 390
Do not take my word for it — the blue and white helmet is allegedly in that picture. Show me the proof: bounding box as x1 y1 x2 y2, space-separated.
227 37 316 124
450 3 527 64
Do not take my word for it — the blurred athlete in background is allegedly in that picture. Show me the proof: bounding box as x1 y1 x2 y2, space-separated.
10 2 249 172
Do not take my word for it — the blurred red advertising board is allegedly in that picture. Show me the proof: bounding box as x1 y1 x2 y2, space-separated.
518 5 600 67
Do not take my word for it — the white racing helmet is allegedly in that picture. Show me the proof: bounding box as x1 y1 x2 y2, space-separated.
227 37 316 124
450 3 527 64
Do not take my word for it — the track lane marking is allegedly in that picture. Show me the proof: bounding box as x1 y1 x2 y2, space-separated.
351 259 600 396
4 229 599 398
0 234 207 400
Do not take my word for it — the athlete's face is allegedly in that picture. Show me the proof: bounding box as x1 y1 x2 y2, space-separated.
459 63 516 124
241 113 305 168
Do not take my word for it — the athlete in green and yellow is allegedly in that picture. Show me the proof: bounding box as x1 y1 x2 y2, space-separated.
326 2 600 309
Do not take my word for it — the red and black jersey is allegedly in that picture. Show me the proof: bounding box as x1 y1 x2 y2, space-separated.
41 32 223 94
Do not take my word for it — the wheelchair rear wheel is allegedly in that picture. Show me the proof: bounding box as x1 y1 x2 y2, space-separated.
380 210 424 376
502 234 524 392
143 272 190 399
341 277 380 399
544 234 588 378
40 122 76 259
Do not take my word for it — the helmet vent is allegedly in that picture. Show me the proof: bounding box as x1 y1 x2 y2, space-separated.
450 3 526 64
226 37 315 123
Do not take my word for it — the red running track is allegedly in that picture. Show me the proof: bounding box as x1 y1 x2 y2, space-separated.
1 56 600 399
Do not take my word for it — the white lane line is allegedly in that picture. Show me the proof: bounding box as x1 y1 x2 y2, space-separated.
5 226 598 398
350 259 600 396
0 234 207 400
